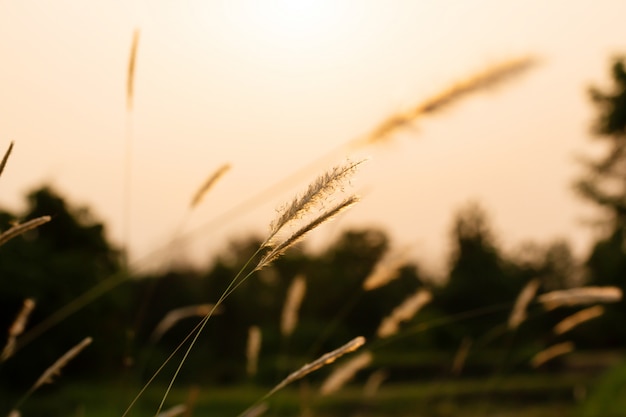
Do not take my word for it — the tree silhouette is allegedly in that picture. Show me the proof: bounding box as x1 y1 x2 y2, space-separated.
436 202 524 341
575 55 626 346
576 56 626 230
0 186 125 386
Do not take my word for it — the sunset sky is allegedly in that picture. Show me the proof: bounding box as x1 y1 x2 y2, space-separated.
1 1 625 276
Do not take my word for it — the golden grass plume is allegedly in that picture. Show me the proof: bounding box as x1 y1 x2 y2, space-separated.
281 275 307 337
256 196 359 271
530 341 574 368
355 56 537 146
553 305 605 335
320 351 373 395
246 326 262 377
32 337 93 391
0 216 51 247
508 279 540 330
150 304 218 343
126 28 140 111
537 286 622 310
1 298 36 362
377 289 432 338
264 160 364 247
189 163 231 209
0 141 14 178
362 248 409 291
266 336 366 397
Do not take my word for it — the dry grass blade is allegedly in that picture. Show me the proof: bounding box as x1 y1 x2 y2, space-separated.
554 305 605 335
150 304 218 343
246 326 262 377
32 337 93 391
0 141 14 178
127 29 140 111
266 336 366 397
281 275 306 337
0 216 51 246
189 163 231 209
256 196 359 271
355 57 537 146
377 289 432 338
508 279 540 330
537 286 622 310
265 160 364 246
530 341 574 368
320 351 372 395
1 298 36 362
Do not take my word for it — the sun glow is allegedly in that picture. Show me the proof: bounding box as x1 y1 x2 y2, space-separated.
237 0 343 48
184 0 356 56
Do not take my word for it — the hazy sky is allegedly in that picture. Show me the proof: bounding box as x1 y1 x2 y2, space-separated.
1 1 625 276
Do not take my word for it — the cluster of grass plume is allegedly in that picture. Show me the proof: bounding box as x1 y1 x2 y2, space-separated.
121 158 366 415
11 47 607 417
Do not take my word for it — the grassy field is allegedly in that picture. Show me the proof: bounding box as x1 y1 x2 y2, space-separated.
0 372 591 417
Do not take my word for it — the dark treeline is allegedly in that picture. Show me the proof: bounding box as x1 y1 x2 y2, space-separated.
1 56 626 389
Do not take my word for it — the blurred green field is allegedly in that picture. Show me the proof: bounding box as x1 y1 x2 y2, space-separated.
0 372 596 417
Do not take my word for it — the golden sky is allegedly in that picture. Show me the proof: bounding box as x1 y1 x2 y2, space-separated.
1 1 625 275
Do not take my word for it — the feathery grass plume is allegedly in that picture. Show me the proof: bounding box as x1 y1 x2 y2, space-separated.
256 196 359 271
246 326 262 377
6 410 20 417
377 289 432 338
320 351 372 395
554 305 605 335
0 216 51 246
156 404 187 417
32 337 93 391
150 304 218 343
0 141 14 178
266 336 366 398
126 29 140 111
189 163 231 209
508 279 540 330
530 341 574 368
537 286 622 310
363 370 388 398
451 337 472 376
281 275 307 337
13 337 94 410
355 56 537 146
363 248 409 291
264 160 364 247
1 298 36 362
